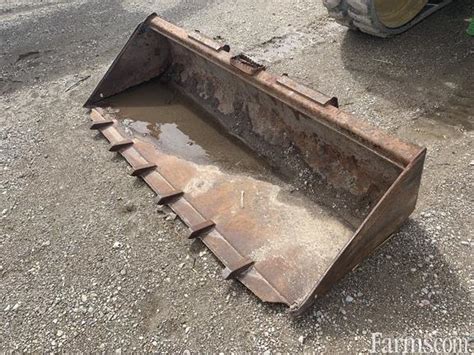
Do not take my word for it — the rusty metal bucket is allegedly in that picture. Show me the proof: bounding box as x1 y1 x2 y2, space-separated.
85 14 426 315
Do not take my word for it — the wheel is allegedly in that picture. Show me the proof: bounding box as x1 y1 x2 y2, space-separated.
323 0 449 38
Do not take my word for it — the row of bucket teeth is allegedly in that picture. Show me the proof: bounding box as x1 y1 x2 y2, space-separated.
89 108 255 281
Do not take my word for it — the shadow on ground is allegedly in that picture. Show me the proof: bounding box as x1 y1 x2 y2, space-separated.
286 218 469 341
340 0 473 131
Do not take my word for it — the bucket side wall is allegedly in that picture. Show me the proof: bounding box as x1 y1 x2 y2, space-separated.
85 22 171 107
292 148 426 314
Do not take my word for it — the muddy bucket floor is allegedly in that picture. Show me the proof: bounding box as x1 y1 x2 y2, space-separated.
99 81 356 307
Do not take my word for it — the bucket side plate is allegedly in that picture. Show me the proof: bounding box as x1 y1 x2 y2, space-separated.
292 148 426 314
84 14 170 107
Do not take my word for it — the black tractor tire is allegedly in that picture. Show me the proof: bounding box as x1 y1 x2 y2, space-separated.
323 0 452 38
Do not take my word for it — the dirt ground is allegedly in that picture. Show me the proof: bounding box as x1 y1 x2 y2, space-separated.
1 0 473 352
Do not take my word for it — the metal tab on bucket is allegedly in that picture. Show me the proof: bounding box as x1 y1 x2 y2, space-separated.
276 76 339 107
230 54 266 75
188 31 230 52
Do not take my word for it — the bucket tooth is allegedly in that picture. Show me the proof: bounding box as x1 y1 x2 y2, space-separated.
188 220 216 239
222 259 254 280
156 189 184 205
90 118 114 130
109 139 133 152
130 162 157 176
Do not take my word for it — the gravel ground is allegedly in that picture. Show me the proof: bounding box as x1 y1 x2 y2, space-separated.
1 0 473 352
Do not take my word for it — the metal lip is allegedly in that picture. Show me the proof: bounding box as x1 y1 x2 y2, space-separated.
146 14 424 168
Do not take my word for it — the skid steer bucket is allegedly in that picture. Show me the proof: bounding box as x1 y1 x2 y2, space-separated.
85 14 426 315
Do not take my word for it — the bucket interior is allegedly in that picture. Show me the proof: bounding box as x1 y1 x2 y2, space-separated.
89 22 406 307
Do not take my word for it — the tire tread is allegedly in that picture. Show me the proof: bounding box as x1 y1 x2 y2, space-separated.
323 0 387 37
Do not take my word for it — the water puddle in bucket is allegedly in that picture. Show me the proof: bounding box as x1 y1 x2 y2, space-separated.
103 80 271 178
